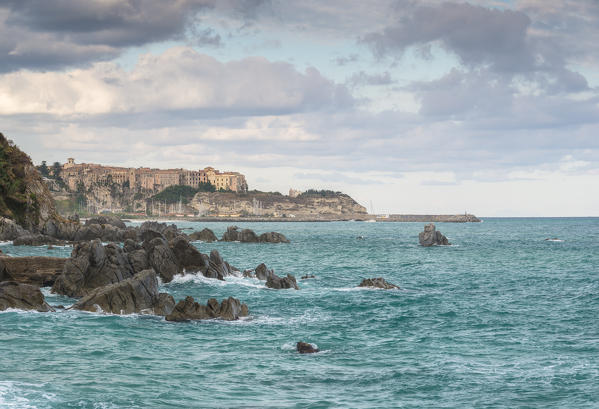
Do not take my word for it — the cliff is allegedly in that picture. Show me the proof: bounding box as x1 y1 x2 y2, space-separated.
0 133 59 230
191 191 367 219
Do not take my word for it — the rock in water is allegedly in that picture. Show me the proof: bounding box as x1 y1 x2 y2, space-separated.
169 236 208 275
52 239 135 297
72 269 175 315
266 273 299 290
85 215 126 230
259 232 290 243
358 277 400 290
0 281 53 312
165 295 249 321
205 249 235 280
418 223 450 246
254 263 274 280
144 237 180 283
297 342 319 354
0 256 66 286
221 226 259 242
189 228 217 242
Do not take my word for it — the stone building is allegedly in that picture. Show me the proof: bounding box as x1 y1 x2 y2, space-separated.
60 159 248 193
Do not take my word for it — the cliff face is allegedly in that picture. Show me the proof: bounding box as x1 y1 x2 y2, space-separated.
0 133 59 230
191 191 367 219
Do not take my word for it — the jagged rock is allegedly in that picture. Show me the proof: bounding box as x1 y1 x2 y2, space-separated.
127 249 149 274
242 269 255 278
266 273 299 290
68 214 80 223
254 263 274 280
221 226 259 242
297 342 319 354
169 236 207 274
301 274 316 280
12 233 63 246
85 215 127 230
0 256 66 286
358 277 400 290
123 239 141 253
73 224 103 242
144 237 180 283
139 221 179 242
165 295 249 322
205 249 235 280
0 281 53 312
52 239 135 297
189 228 217 242
418 223 450 247
259 232 290 243
0 217 27 241
71 269 175 315
121 227 139 241
42 218 79 241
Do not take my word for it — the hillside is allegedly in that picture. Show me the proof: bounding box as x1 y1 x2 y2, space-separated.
0 133 59 230
191 190 367 219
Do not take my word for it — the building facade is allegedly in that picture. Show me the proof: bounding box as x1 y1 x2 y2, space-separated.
61 159 248 193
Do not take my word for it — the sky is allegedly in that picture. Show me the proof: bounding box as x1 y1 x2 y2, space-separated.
1 0 598 216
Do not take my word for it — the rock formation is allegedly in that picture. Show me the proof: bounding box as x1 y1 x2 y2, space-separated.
358 278 400 290
143 237 180 283
0 256 66 286
0 281 53 312
169 236 208 275
165 295 249 321
85 215 126 230
205 249 237 280
52 239 135 297
418 223 450 246
296 342 319 354
258 232 290 243
71 269 175 315
189 228 217 242
221 226 289 243
266 273 299 290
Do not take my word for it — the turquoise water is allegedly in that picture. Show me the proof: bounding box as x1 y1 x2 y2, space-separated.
1 219 598 408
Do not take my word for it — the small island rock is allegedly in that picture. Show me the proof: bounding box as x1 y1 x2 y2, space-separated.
0 281 53 312
418 223 450 246
297 342 319 354
358 277 400 290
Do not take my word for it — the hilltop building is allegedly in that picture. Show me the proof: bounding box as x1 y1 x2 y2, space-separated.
62 158 248 193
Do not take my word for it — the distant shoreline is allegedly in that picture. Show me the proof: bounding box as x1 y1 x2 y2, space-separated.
116 214 482 223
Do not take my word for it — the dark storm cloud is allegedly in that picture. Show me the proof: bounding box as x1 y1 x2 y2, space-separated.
0 0 265 72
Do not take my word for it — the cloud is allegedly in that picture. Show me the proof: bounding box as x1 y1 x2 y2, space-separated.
0 46 352 117
347 71 393 87
0 0 268 72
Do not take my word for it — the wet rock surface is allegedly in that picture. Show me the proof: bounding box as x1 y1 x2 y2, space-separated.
165 295 249 322
358 277 400 290
52 240 135 297
72 269 175 315
0 281 53 312
0 256 66 286
266 273 299 290
189 228 217 242
418 223 450 246
221 226 289 243
297 342 319 354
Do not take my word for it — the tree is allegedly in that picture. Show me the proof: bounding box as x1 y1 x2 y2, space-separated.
52 162 62 178
38 161 50 177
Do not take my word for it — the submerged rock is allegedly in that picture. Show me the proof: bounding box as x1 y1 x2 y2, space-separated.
301 274 316 280
418 223 450 247
296 342 319 354
72 269 174 315
52 239 135 297
165 295 249 322
358 277 400 290
259 232 290 243
0 281 53 312
266 273 299 290
189 228 217 242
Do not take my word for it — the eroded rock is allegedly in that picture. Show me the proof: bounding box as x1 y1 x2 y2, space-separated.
418 223 450 247
358 277 400 290
266 273 299 290
189 228 217 242
297 342 319 354
0 281 53 312
165 295 249 321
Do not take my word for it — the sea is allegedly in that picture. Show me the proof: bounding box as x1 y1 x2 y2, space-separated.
1 218 598 408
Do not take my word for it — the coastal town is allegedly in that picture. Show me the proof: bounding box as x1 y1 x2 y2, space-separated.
60 158 248 194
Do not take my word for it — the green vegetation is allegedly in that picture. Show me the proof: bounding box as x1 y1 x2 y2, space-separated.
299 189 344 198
0 133 40 226
150 183 215 204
